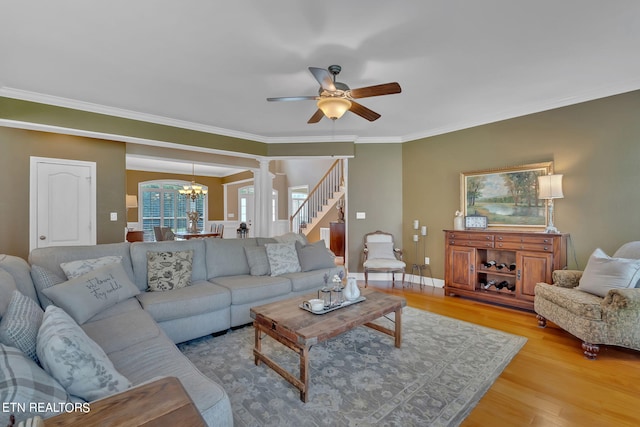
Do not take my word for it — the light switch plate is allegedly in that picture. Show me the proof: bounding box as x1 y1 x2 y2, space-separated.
356 212 366 219
110 212 117 221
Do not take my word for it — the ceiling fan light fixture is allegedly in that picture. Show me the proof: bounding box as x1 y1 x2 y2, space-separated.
317 97 352 120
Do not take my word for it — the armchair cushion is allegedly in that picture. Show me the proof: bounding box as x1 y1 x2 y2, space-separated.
365 242 396 260
577 248 640 297
535 283 603 320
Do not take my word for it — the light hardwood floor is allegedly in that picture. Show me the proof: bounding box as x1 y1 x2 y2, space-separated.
366 280 640 427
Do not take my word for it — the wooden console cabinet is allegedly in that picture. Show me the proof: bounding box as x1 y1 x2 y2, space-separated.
330 221 345 258
444 229 568 311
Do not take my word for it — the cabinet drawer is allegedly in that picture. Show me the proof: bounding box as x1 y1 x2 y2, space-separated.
495 235 554 245
447 232 493 241
450 240 494 248
495 242 553 252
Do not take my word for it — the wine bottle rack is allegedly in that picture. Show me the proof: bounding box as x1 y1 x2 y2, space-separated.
444 229 568 311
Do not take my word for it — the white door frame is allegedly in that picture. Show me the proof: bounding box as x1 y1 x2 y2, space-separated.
29 156 97 252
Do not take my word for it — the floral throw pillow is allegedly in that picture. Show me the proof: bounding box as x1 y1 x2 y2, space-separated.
36 305 131 401
265 242 301 276
147 250 193 292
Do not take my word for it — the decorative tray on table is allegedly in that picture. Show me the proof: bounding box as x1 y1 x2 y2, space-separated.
299 296 367 315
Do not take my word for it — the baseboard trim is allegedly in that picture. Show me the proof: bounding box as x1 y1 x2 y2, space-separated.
348 271 444 288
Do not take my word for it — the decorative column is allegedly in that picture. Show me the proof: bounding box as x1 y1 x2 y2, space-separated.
252 159 272 237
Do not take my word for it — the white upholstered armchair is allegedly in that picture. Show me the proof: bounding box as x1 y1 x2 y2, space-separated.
362 230 406 287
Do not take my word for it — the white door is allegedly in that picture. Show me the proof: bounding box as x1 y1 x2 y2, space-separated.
238 186 254 236
30 157 96 251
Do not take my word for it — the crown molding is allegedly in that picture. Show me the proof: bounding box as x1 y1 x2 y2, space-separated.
3 78 640 145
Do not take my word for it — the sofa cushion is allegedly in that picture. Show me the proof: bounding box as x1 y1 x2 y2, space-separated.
282 267 343 293
0 255 39 304
130 240 207 291
60 255 123 279
244 246 270 276
146 250 193 291
273 232 308 245
0 291 43 363
137 281 231 322
211 275 291 305
296 240 335 272
81 307 162 355
535 282 603 320
265 242 301 276
29 243 135 288
204 238 257 278
0 267 17 316
30 265 66 308
0 343 70 426
42 263 141 325
37 305 131 401
577 248 640 297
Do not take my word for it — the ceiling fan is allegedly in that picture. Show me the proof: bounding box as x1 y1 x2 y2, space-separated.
267 65 401 123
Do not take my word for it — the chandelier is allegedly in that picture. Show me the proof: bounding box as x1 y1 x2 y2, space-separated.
179 164 208 201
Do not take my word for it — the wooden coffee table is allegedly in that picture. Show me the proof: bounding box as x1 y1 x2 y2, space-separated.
249 287 406 402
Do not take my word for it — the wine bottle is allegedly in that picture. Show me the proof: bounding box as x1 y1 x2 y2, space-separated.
509 263 517 271
484 260 496 268
506 282 516 291
496 263 507 270
482 280 496 289
496 280 509 289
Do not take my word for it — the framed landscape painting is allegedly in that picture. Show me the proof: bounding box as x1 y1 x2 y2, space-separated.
461 162 553 228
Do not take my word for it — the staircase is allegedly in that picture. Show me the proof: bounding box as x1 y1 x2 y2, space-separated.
290 159 344 236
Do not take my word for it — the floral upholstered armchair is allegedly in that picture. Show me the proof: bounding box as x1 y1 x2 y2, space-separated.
535 241 640 359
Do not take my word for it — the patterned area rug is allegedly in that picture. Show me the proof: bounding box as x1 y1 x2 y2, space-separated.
179 307 526 426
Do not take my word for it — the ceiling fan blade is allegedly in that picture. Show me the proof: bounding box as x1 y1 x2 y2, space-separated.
349 82 401 99
309 67 336 91
307 109 324 124
267 96 317 102
349 101 381 122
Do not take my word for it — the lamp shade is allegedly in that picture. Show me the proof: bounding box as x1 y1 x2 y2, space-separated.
317 97 352 120
538 174 564 199
125 194 138 209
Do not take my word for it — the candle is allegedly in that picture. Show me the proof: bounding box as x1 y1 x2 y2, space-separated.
413 234 419 242
421 226 427 236
413 220 419 230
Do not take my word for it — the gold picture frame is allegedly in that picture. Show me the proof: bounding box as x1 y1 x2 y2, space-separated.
461 162 553 228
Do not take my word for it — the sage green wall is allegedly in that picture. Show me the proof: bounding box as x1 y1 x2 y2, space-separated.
403 90 640 280
347 144 403 274
0 127 126 259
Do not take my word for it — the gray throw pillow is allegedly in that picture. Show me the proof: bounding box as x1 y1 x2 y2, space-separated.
36 305 131 401
244 246 271 276
147 250 194 292
265 242 301 276
577 248 640 297
0 291 44 363
0 343 70 426
42 263 140 324
60 255 123 279
296 240 336 272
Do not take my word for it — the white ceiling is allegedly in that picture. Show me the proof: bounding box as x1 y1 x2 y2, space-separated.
2 1 640 146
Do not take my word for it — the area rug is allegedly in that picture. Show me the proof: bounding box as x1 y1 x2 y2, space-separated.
178 307 526 426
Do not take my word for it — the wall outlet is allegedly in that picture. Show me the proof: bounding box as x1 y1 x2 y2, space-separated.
424 257 430 265
356 212 366 219
110 212 117 221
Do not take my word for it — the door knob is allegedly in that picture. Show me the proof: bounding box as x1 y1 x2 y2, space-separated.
39 235 46 240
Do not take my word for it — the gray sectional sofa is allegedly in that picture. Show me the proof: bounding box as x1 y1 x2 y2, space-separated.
0 235 343 426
